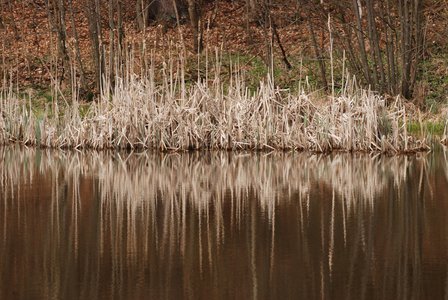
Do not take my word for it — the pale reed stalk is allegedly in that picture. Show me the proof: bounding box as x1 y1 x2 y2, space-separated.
0 53 429 153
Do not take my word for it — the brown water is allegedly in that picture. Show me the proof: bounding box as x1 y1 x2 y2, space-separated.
0 146 448 300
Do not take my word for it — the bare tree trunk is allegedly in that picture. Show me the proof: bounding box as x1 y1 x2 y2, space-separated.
186 0 203 53
364 3 378 90
86 0 105 93
270 14 292 69
136 0 149 31
245 0 254 45
352 0 371 85
379 0 394 93
116 0 124 57
410 0 424 92
45 0 70 85
136 0 143 30
366 0 386 92
115 0 124 77
108 0 115 87
338 9 363 81
260 0 273 73
68 0 86 91
399 0 411 98
307 16 327 89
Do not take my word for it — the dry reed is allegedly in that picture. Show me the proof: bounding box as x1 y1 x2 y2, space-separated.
0 55 429 153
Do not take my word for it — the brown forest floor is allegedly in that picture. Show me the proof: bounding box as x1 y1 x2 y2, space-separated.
0 0 447 109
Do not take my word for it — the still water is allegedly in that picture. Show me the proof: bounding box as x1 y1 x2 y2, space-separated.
0 146 448 299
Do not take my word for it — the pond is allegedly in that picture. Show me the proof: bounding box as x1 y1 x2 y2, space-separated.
1 146 447 299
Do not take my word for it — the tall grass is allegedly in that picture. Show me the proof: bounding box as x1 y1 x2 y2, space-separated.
0 52 429 153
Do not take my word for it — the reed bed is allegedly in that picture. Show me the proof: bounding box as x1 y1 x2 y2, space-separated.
0 57 429 153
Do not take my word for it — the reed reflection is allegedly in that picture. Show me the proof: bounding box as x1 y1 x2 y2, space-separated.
0 146 447 299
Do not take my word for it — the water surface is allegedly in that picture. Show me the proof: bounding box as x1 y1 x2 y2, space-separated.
1 146 448 299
